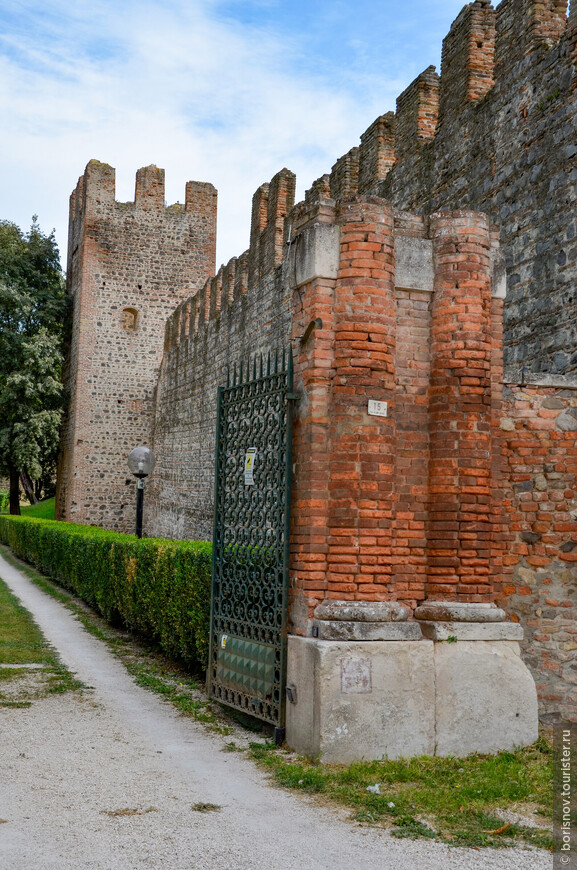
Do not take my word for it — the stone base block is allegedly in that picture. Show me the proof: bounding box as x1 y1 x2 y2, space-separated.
314 600 409 622
286 637 435 763
420 621 524 641
434 641 539 756
415 601 506 622
286 636 538 762
314 620 422 641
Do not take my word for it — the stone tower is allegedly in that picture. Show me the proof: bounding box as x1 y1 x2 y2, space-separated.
55 160 217 532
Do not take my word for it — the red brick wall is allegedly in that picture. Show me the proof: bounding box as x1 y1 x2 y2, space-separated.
289 201 502 633
328 198 397 605
427 213 494 602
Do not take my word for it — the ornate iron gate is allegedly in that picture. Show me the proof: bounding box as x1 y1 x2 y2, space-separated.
207 349 293 735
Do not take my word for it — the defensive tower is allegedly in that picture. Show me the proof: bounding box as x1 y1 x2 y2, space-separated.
55 160 217 531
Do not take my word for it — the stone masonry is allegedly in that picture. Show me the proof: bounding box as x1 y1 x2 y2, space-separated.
147 170 295 540
497 380 577 721
57 0 576 730
332 0 577 377
56 161 217 532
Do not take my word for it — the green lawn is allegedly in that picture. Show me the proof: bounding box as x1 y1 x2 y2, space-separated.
0 496 56 519
249 740 553 850
0 575 82 705
20 497 56 520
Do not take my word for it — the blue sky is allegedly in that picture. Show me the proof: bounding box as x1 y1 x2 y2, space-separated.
1 0 467 267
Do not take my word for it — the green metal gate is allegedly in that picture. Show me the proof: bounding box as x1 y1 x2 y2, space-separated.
207 349 294 736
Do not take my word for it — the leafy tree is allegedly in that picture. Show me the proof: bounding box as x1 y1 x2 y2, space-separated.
0 218 68 514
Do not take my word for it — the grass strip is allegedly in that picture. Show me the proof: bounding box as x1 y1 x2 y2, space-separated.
0 576 55 665
0 497 56 520
19 498 56 520
0 573 84 703
247 736 553 850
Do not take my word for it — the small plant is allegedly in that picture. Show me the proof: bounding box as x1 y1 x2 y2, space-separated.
247 739 553 850
537 87 561 112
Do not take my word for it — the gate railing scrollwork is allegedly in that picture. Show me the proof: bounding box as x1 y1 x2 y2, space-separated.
207 349 294 732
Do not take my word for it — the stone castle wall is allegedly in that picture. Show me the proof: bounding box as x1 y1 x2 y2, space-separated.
147 169 296 540
55 160 217 531
322 0 577 376
498 380 577 720
56 0 577 719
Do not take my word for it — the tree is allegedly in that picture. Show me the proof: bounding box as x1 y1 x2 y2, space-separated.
0 218 68 514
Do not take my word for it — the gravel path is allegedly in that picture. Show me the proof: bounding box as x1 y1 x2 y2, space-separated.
0 552 550 870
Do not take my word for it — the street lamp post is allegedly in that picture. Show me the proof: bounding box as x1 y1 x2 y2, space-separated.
127 446 156 538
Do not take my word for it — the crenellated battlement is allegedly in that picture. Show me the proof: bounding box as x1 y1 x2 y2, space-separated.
162 241 260 357
68 161 217 262
322 0 574 209
70 160 219 218
437 0 496 130
358 113 396 194
248 169 296 285
396 66 440 154
313 0 576 374
167 167 294 353
495 0 569 75
135 164 165 210
329 147 360 200
304 174 331 204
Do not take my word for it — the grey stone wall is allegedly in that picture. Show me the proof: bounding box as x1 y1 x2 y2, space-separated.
321 0 577 376
147 170 296 540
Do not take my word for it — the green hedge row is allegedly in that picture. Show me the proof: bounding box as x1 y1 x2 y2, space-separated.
0 515 212 669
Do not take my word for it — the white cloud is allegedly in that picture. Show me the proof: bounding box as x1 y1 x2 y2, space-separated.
0 0 455 267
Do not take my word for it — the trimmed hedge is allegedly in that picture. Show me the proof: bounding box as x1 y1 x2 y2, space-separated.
0 515 212 669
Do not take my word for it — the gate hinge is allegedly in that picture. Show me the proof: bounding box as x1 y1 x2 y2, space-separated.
300 317 323 347
286 392 298 401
